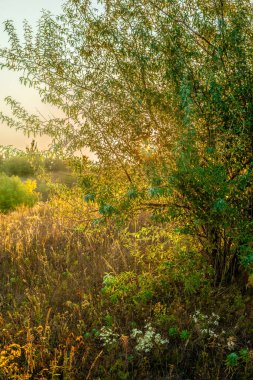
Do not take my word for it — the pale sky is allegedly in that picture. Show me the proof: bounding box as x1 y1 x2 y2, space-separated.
0 0 63 150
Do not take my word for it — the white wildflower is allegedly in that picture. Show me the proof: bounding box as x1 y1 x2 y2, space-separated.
131 324 169 353
130 328 142 338
99 326 119 347
193 310 220 339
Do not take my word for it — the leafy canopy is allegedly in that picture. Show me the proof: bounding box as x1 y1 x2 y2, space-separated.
0 0 253 283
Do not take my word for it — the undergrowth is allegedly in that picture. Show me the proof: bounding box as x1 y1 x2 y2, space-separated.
0 192 253 379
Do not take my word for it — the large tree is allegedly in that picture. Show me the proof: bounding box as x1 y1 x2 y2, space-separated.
0 0 253 284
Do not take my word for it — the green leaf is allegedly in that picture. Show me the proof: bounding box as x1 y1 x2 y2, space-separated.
226 352 239 367
213 199 227 212
84 193 95 203
99 204 115 216
168 327 178 337
180 330 190 340
148 187 164 198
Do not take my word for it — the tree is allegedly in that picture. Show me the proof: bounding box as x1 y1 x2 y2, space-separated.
0 0 252 284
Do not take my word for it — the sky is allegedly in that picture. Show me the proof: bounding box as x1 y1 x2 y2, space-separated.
0 0 64 150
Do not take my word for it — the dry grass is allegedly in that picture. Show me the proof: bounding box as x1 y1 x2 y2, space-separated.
0 196 253 379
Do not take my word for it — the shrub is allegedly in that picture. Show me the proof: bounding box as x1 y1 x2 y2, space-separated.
0 156 35 177
0 174 38 212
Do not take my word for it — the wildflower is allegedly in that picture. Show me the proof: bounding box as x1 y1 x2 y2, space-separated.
192 310 220 339
130 328 142 338
99 326 119 347
131 323 168 353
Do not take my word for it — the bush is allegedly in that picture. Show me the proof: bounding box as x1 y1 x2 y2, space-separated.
0 156 35 177
0 174 38 212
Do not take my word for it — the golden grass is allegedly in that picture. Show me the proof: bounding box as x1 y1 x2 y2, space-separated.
0 196 252 379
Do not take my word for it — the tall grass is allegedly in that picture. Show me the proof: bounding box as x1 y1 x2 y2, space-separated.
0 194 253 379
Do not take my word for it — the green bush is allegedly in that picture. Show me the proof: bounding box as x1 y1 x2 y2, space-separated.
0 156 35 177
0 174 38 213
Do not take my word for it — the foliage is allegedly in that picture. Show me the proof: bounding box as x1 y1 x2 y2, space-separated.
0 196 252 378
0 155 35 177
0 173 38 212
1 0 252 283
0 148 77 203
0 0 253 377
